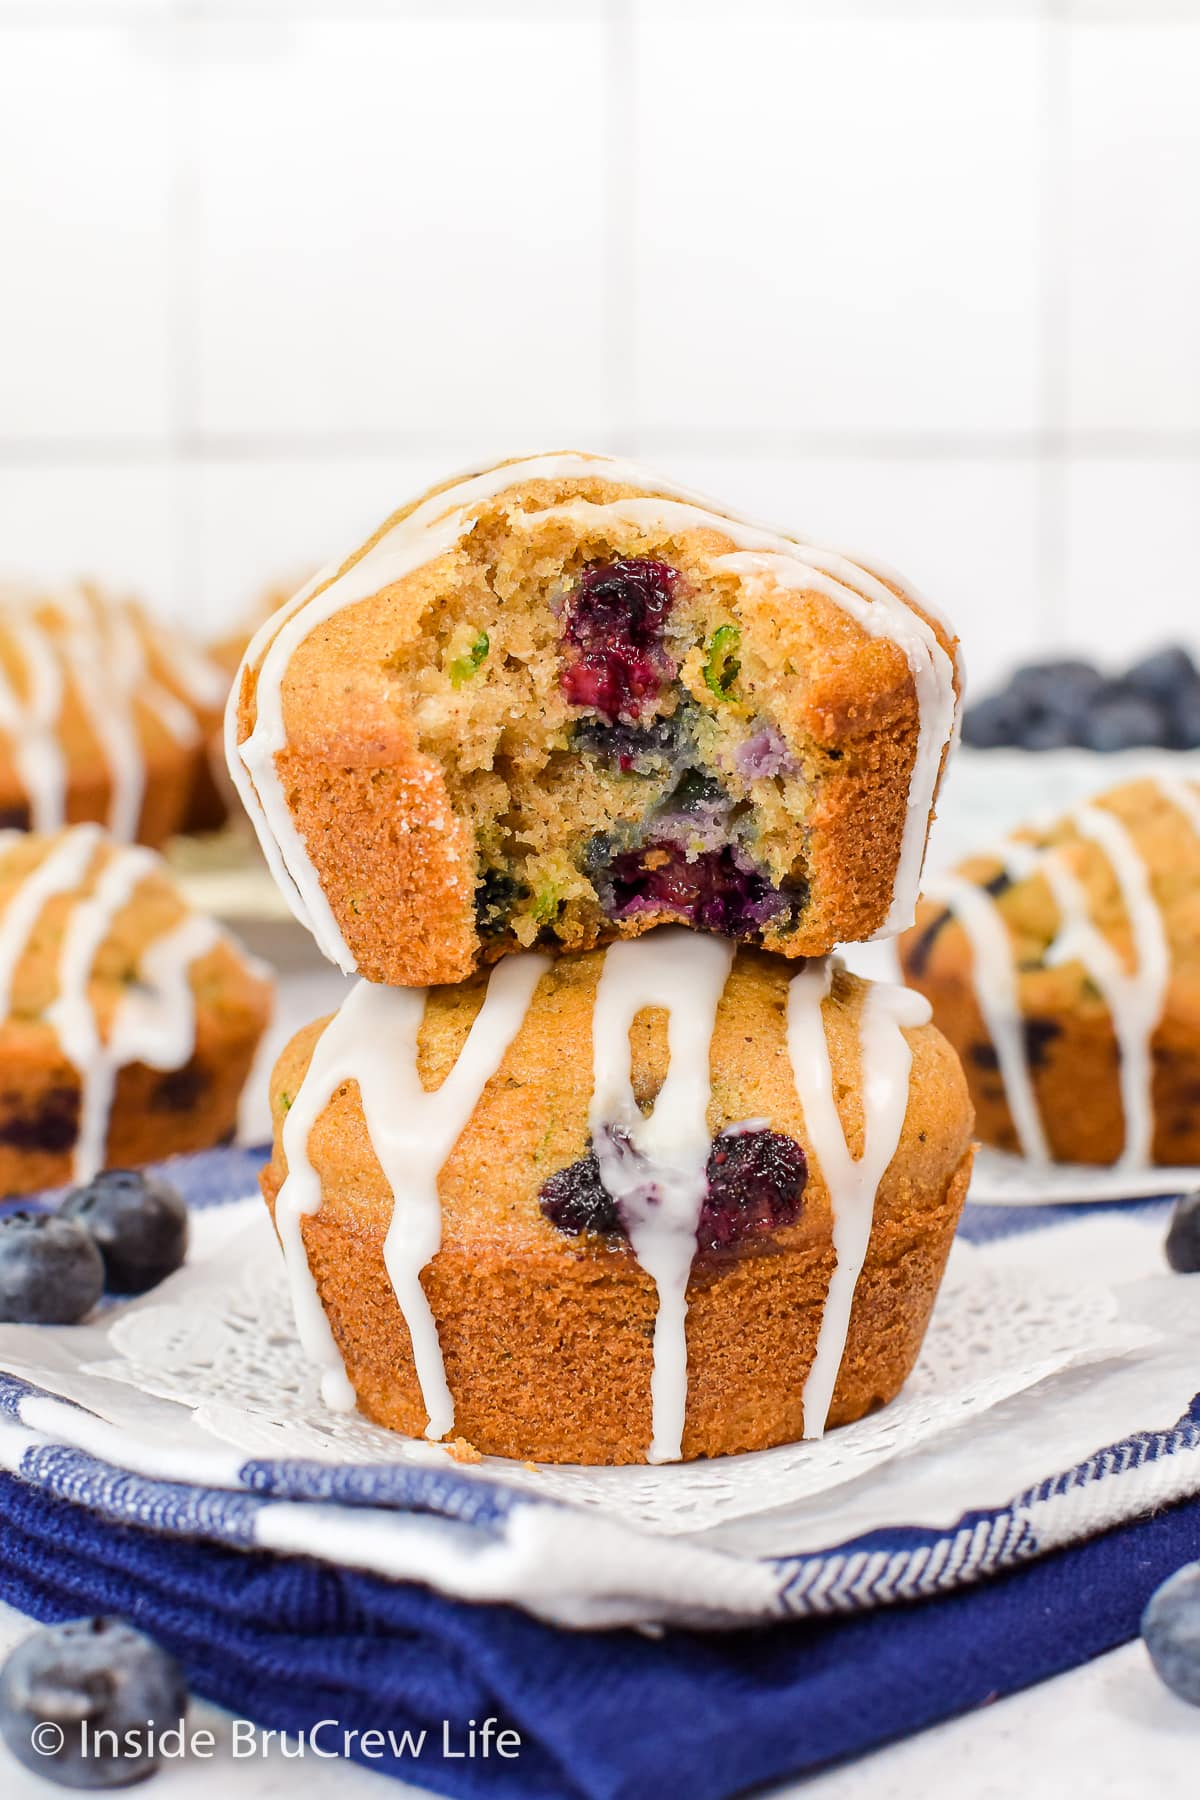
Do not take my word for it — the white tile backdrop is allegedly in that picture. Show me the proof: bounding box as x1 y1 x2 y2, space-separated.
0 0 1197 688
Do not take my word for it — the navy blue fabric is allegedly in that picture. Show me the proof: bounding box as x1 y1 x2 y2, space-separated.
958 1193 1174 1243
0 1466 1197 1800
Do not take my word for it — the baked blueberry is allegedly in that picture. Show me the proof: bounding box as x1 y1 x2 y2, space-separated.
1143 1563 1200 1706
474 869 527 938
0 1211 104 1324
540 1127 807 1255
698 1129 807 1253
1165 1190 1200 1273
0 1616 188 1787
571 714 689 776
61 1169 188 1295
539 1148 623 1238
604 842 791 937
560 558 679 720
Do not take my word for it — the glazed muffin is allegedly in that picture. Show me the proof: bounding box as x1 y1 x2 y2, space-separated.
0 583 225 847
231 453 961 985
899 774 1200 1167
262 932 973 1465
0 824 272 1196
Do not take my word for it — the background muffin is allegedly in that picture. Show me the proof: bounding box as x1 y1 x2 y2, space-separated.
0 824 272 1195
0 583 228 847
899 775 1200 1166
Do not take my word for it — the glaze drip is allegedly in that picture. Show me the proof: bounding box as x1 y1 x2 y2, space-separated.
787 963 930 1438
588 930 734 1463
275 955 548 1430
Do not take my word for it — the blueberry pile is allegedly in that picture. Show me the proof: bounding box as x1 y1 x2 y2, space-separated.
0 1617 187 1788
0 1169 188 1326
962 644 1200 752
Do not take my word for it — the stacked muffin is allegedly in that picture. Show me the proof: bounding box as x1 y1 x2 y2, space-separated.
232 452 975 1465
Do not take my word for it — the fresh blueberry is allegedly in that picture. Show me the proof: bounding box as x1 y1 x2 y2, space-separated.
0 1212 104 1324
960 690 1028 750
1126 644 1198 705
0 1617 188 1788
60 1170 187 1296
1165 1190 1200 1273
1008 659 1104 707
539 1148 623 1238
1169 680 1200 750
560 558 679 720
698 1129 807 1253
1143 1564 1200 1706
1081 692 1169 752
1017 711 1077 751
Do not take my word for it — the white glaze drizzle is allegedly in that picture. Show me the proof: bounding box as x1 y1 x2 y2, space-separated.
0 824 104 1016
1158 773 1200 841
0 617 69 833
1041 805 1169 1169
229 452 958 971
588 929 735 1463
922 782 1185 1169
274 954 548 1427
922 846 1049 1164
788 962 931 1438
45 841 218 1182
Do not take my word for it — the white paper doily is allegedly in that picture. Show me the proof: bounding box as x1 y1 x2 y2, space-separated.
72 1211 1154 1539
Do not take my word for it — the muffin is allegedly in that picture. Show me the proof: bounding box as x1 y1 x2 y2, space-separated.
899 774 1200 1167
261 932 973 1465
0 583 219 846
230 453 962 985
0 824 272 1196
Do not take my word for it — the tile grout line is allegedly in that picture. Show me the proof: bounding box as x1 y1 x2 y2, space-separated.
165 0 201 626
5 432 1200 466
1034 1 1073 645
604 0 637 453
